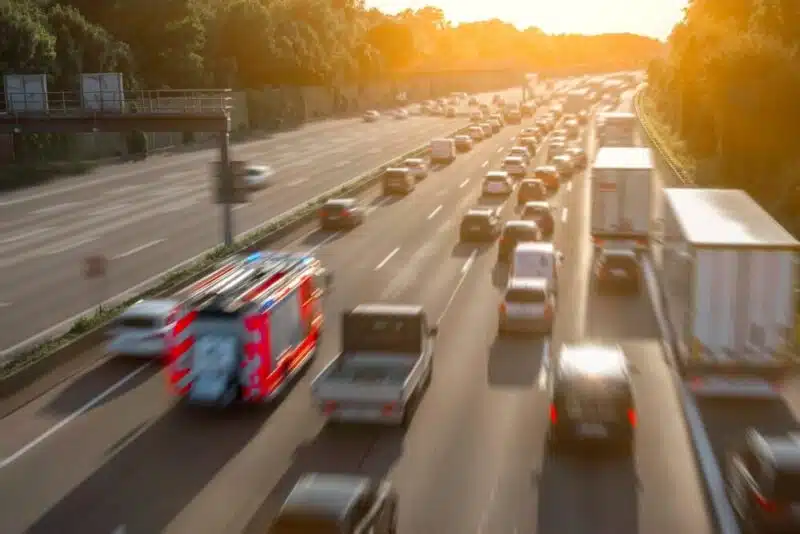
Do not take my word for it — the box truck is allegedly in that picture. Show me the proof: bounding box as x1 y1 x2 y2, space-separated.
590 146 654 250
658 188 799 398
596 111 637 147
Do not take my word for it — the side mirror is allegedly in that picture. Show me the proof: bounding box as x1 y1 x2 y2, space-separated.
429 325 439 336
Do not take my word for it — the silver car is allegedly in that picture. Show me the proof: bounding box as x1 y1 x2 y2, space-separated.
107 299 182 358
498 277 555 335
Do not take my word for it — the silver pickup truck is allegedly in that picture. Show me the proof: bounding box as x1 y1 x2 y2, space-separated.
311 303 437 426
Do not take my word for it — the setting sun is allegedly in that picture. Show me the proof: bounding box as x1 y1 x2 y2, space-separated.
366 0 689 39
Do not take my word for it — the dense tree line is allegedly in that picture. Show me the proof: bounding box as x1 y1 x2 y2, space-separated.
1 0 662 92
648 0 800 223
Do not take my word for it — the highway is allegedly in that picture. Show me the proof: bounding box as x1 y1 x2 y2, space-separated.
0 90 516 353
0 91 714 534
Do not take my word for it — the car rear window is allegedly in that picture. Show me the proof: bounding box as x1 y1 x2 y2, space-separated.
386 169 407 178
324 203 350 214
463 214 489 225
603 255 637 268
523 206 548 218
117 316 160 329
504 226 538 239
773 471 800 501
506 288 546 303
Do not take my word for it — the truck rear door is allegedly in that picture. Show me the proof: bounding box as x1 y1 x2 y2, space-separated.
621 169 651 235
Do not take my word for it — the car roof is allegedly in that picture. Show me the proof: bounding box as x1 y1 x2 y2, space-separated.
504 156 523 162
515 241 555 253
385 167 408 173
403 158 424 164
123 299 179 317
486 171 509 178
510 146 528 151
601 248 637 259
534 165 557 173
566 146 584 153
506 277 549 291
455 134 471 139
324 198 356 207
552 154 569 161
520 178 544 185
280 473 370 520
558 343 628 379
522 201 550 210
465 207 495 216
504 220 538 229
351 303 424 316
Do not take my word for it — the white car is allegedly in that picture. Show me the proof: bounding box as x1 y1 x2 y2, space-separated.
107 299 182 358
502 156 527 178
468 125 484 141
469 111 483 122
243 165 275 190
363 110 380 122
482 171 513 195
403 158 428 180
498 277 555 334
509 146 531 164
394 109 409 119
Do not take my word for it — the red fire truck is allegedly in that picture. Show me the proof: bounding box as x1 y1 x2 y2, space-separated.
167 251 332 407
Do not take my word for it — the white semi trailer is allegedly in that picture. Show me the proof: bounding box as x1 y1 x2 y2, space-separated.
658 188 799 398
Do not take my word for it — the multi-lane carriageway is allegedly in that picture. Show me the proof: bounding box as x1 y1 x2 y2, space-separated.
0 91 519 354
0 91 717 534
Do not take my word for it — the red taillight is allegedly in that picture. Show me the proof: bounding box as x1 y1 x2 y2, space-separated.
381 403 397 415
319 209 326 217
499 302 506 314
340 209 350 217
754 492 778 513
627 408 637 427
549 403 558 423
543 303 553 320
323 401 338 414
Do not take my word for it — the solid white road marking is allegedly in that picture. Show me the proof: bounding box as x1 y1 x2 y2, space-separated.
496 147 503 152
333 159 351 168
438 250 477 323
112 239 166 260
0 362 152 470
567 181 572 192
32 202 83 215
561 208 568 222
40 236 97 255
375 247 399 270
428 205 442 219
286 178 308 186
461 249 476 273
459 179 470 188
481 161 488 167
0 302 10 307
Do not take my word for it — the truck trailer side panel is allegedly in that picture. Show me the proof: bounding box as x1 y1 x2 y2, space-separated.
692 248 796 365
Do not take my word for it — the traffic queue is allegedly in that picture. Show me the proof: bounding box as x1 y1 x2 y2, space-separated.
99 82 656 533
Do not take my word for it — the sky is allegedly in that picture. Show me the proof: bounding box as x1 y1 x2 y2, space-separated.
364 0 689 40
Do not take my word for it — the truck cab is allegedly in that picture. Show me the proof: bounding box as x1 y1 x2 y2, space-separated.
311 304 437 426
269 473 397 534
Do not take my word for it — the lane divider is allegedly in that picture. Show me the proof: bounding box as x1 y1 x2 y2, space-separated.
375 247 399 270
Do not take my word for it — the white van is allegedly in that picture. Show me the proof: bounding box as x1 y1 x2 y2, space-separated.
510 242 563 287
430 138 456 164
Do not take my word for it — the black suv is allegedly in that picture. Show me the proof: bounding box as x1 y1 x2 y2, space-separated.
592 248 641 293
459 208 501 242
547 343 637 454
497 220 541 263
727 429 800 534
517 179 548 206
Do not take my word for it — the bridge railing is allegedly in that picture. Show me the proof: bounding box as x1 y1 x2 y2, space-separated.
1 89 233 116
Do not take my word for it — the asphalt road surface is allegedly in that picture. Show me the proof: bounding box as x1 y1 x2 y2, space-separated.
0 91 714 534
0 89 518 353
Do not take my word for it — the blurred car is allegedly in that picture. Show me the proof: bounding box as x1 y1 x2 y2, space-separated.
482 171 513 196
498 277 555 335
552 154 574 179
459 207 501 242
454 134 474 152
402 158 428 180
517 178 548 206
479 122 493 137
319 198 366 229
468 125 485 141
592 248 642 294
502 156 527 179
107 299 181 359
509 146 532 165
363 110 380 122
520 201 555 238
565 147 587 169
488 118 502 133
490 113 505 127
497 221 542 263
243 165 276 190
393 109 409 120
534 165 560 191
469 110 483 122
518 136 538 154
565 119 580 139
445 106 457 118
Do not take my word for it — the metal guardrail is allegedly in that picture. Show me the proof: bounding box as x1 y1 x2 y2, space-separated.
1 89 233 115
633 84 694 186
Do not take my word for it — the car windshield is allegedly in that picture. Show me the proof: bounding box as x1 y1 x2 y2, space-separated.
342 313 423 353
506 288 546 303
504 226 538 239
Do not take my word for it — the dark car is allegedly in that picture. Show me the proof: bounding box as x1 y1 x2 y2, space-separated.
592 248 641 293
319 198 365 229
517 179 548 206
547 343 637 454
577 110 589 125
519 136 538 155
497 220 542 263
459 208 501 242
520 201 555 238
268 473 397 534
726 429 800 534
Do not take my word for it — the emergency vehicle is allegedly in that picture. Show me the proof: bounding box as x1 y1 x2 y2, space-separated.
167 251 332 407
